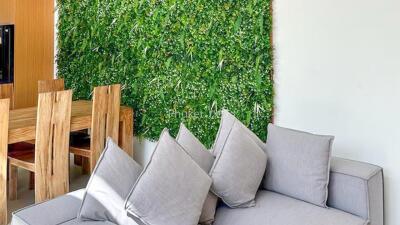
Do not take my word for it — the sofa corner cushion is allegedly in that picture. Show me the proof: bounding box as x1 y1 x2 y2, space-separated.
210 121 267 208
263 124 334 207
125 129 212 225
78 138 142 225
213 191 367 225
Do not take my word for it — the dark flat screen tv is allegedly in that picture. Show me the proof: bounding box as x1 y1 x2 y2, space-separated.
0 24 14 84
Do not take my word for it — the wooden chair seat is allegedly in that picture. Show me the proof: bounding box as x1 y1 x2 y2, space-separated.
8 143 35 153
8 152 35 172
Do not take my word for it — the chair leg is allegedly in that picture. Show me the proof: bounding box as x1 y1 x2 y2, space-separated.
74 155 83 166
29 172 35 190
82 158 90 175
8 164 17 201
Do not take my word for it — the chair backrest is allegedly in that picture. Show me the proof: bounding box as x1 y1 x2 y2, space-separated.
38 78 65 93
0 99 9 224
90 84 121 170
34 90 72 203
0 83 14 109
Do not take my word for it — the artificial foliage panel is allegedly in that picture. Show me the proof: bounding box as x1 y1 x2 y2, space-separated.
57 0 273 147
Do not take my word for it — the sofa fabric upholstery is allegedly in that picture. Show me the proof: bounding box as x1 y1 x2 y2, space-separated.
212 110 265 157
264 124 334 207
78 138 142 224
213 191 367 225
210 121 267 208
125 129 212 225
11 189 87 225
11 158 383 225
328 157 384 225
176 123 218 225
58 219 116 225
176 123 215 172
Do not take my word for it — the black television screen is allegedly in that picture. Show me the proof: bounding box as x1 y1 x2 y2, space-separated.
0 24 14 84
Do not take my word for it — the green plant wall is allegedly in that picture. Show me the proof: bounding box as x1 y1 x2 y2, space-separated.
57 0 273 147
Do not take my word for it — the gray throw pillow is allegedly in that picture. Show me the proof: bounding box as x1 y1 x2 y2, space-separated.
264 124 334 207
212 110 265 157
125 129 212 225
176 123 218 225
176 123 215 172
78 138 142 225
210 121 267 208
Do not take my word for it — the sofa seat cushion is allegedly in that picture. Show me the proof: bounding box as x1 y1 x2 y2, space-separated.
213 191 367 225
11 189 86 225
10 189 128 225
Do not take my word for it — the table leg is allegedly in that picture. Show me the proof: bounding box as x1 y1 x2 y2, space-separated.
9 164 17 201
119 108 134 157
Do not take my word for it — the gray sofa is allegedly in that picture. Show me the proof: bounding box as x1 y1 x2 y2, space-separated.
11 157 383 225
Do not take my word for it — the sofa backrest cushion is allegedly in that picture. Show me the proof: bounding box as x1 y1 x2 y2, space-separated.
78 138 142 225
210 121 267 208
212 110 265 157
263 124 334 207
125 129 212 225
176 123 218 225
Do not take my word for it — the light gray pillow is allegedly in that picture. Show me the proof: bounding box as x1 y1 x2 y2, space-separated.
210 121 267 208
176 123 218 225
264 124 334 207
78 138 142 225
176 123 215 172
125 129 212 225
212 110 265 157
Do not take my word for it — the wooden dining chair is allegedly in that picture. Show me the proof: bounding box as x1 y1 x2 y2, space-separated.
0 83 14 109
38 78 65 93
8 90 72 203
0 99 10 225
0 83 36 191
70 84 121 172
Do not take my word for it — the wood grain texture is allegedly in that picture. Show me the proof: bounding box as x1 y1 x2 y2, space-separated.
8 101 131 145
0 83 14 109
38 79 65 93
14 0 54 108
0 0 15 24
34 90 72 203
119 107 134 157
0 99 9 225
89 84 121 171
8 163 18 201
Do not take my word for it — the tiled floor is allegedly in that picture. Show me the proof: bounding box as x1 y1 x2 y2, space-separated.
7 157 90 223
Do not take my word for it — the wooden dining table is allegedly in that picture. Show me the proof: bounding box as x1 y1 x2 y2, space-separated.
0 100 134 224
8 100 134 156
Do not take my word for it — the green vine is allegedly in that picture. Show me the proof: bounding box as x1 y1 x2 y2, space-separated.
57 0 273 147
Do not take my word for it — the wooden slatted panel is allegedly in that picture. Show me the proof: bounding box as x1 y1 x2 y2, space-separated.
37 79 65 93
0 99 10 225
34 90 72 203
90 84 120 171
0 83 14 109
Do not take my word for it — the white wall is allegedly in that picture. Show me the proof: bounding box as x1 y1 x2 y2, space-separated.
273 0 400 224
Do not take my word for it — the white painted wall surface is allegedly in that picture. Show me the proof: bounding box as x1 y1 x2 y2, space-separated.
273 0 400 224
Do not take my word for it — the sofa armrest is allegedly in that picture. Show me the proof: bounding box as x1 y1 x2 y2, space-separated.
11 189 85 225
328 157 384 225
